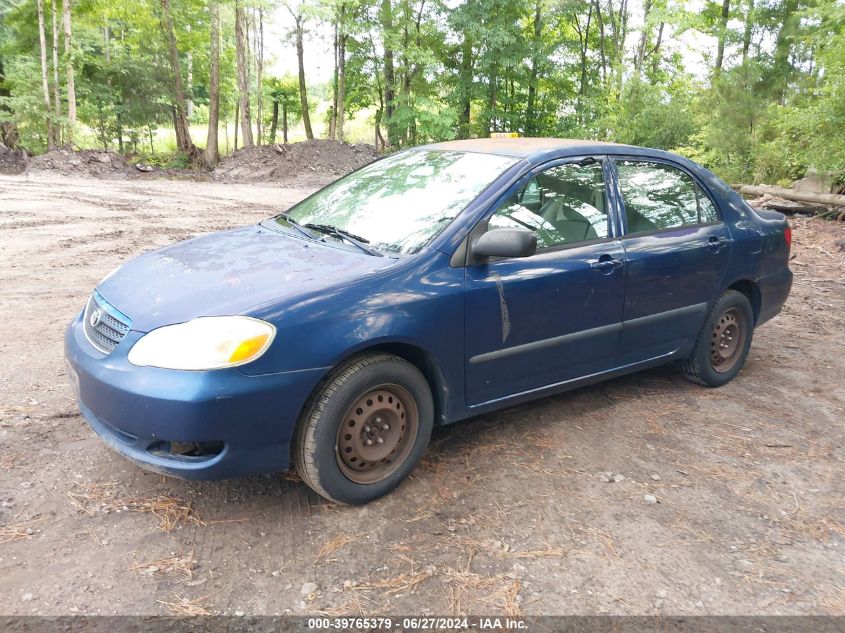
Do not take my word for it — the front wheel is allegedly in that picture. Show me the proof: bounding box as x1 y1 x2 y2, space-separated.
682 290 754 387
293 353 434 504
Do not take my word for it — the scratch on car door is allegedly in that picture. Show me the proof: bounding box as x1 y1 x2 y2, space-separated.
493 273 511 343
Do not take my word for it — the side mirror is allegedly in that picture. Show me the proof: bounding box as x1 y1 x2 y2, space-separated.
472 228 537 260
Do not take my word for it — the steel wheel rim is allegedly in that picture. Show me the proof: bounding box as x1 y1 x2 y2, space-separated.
710 307 746 373
336 384 419 484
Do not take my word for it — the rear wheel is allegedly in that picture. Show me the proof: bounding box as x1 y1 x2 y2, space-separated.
293 353 433 504
682 290 754 387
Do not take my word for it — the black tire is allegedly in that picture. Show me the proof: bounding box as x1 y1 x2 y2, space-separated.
293 352 434 504
683 289 755 388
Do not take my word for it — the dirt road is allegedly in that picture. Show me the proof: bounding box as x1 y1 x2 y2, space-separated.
0 173 843 616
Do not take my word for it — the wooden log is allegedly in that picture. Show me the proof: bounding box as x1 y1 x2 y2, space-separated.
737 184 845 207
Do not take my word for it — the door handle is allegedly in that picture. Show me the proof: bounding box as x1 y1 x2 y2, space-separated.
707 236 728 252
590 256 624 272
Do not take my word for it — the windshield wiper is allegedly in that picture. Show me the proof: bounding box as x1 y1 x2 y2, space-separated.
304 223 383 257
277 213 319 240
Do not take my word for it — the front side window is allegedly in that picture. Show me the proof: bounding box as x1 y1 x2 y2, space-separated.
616 160 720 234
279 150 517 255
488 161 609 250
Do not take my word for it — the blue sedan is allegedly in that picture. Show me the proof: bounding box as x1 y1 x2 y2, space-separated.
65 138 793 504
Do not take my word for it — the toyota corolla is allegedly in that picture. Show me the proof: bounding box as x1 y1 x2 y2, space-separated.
65 138 792 504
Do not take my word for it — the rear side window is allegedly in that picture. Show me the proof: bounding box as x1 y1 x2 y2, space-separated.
699 193 719 223
616 161 719 235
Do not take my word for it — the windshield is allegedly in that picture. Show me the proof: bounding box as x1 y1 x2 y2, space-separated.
277 149 517 255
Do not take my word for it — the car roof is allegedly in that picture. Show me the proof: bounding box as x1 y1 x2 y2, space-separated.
414 137 721 188
416 137 638 158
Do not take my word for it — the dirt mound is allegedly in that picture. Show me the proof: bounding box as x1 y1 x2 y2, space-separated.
214 140 378 184
28 149 135 179
0 143 28 175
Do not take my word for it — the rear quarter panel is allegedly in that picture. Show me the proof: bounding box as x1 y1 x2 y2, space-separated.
707 181 792 324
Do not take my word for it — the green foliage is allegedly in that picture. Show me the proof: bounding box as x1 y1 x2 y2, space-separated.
0 55 51 151
0 0 842 183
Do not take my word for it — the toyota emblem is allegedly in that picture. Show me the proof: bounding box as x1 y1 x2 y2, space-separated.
89 307 103 328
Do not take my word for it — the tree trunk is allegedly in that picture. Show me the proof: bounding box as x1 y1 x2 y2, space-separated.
116 109 123 153
487 65 497 135
294 16 314 140
737 184 845 207
594 0 608 84
456 34 473 138
374 107 384 151
617 0 629 93
160 0 201 162
714 0 730 76
0 57 20 148
741 0 754 61
282 103 288 143
576 5 593 123
773 0 798 102
634 0 651 75
36 0 55 150
270 99 278 142
234 102 239 150
337 29 346 142
329 22 338 140
651 21 664 76
186 50 193 119
205 0 220 167
62 0 76 146
235 2 254 147
255 8 264 144
51 0 62 146
381 0 396 146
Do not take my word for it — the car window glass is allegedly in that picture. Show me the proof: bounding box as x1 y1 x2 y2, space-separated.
489 162 608 250
284 150 517 255
617 160 720 234
699 190 720 223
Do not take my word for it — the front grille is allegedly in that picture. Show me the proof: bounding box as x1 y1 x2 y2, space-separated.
83 290 132 354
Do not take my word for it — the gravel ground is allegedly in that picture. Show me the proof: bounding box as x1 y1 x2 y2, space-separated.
0 173 843 616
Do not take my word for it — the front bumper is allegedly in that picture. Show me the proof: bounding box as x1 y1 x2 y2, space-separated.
64 310 328 480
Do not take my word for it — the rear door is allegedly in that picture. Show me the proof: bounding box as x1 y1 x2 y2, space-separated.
463 158 626 406
613 158 733 365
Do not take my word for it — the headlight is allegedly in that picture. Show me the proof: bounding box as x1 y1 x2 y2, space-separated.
127 316 275 370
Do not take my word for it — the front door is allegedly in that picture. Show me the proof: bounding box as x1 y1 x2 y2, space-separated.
613 159 734 365
464 158 626 406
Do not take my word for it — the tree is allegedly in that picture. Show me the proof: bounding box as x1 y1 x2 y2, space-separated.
713 0 731 76
524 0 544 136
286 1 314 140
265 75 301 143
62 0 76 145
254 7 265 144
36 0 55 149
0 0 841 189
160 0 202 163
50 0 61 144
235 1 253 147
205 0 220 165
379 0 397 145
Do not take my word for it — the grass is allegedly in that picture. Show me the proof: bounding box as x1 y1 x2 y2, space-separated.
0 518 45 544
314 534 358 564
67 481 203 532
156 593 212 616
129 551 196 580
70 102 378 158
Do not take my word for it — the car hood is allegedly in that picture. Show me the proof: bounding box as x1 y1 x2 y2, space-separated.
96 224 394 332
